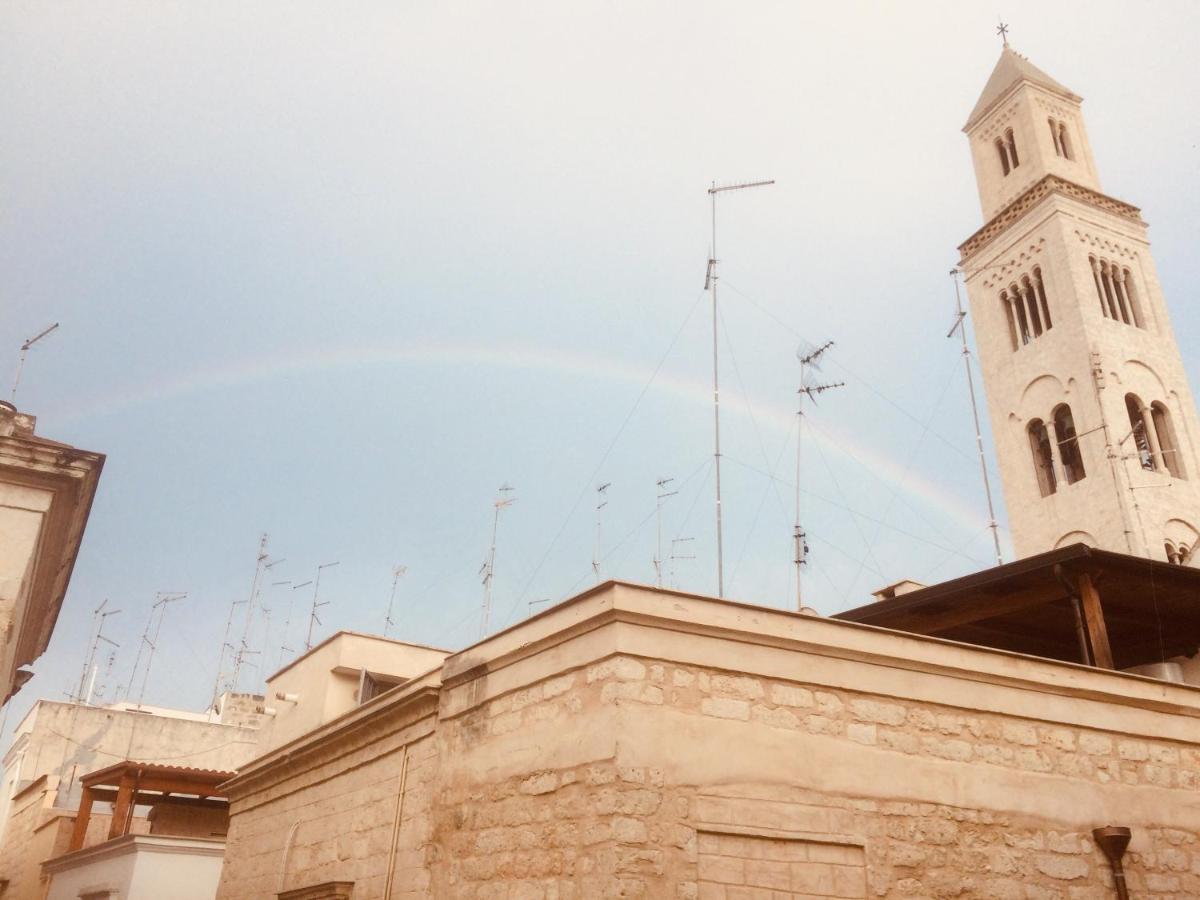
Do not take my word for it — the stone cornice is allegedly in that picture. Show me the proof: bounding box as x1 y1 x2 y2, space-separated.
958 174 1143 264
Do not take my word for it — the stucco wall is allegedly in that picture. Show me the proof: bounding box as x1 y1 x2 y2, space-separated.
215 585 1200 899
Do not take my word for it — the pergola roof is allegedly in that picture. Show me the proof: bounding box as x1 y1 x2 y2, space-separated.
835 544 1200 671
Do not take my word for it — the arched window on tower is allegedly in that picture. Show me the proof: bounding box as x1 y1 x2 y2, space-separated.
1118 267 1145 328
1151 401 1186 479
1028 418 1057 497
1000 267 1052 351
1006 128 1020 169
1125 393 1156 471
1089 257 1147 330
1165 540 1180 564
1053 404 1086 484
995 137 1011 176
1057 121 1073 160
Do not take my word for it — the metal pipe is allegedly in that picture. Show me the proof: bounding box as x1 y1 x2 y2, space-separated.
1092 826 1131 900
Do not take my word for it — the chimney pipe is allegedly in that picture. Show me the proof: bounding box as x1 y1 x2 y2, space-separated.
1092 826 1131 900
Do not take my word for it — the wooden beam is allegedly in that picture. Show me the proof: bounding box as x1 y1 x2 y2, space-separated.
108 775 135 840
882 583 1071 635
87 788 228 811
1078 572 1114 669
69 786 94 852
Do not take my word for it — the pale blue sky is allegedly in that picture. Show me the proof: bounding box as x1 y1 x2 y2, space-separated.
3 2 1198 737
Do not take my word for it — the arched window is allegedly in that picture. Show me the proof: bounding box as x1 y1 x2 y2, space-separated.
1058 121 1073 160
1000 267 1052 352
1118 267 1144 328
995 138 1011 176
1152 401 1186 479
1006 128 1020 169
1126 393 1156 470
1033 267 1052 329
1053 404 1086 484
1001 288 1019 350
1048 118 1062 155
1089 257 1146 329
1028 418 1057 497
1021 276 1044 337
1165 541 1180 564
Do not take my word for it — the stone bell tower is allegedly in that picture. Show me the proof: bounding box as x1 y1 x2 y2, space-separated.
958 45 1200 563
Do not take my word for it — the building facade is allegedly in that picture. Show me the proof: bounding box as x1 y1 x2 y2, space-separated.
0 402 104 705
959 47 1200 562
216 582 1200 899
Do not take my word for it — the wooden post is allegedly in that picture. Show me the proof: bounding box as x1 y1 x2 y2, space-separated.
69 786 94 851
108 774 134 840
1077 572 1114 669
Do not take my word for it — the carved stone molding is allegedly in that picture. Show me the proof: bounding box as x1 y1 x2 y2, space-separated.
960 175 1142 263
278 881 354 900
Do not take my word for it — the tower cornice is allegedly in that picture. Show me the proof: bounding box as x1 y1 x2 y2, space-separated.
958 174 1143 265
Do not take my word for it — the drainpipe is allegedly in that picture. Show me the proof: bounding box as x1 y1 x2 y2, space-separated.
382 747 411 897
1093 826 1131 900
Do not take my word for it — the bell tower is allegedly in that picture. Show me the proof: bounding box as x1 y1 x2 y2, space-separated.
959 45 1200 564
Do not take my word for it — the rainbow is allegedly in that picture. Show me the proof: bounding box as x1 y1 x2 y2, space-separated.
54 339 990 533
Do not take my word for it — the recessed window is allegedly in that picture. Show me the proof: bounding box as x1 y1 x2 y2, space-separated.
1000 267 1052 350
1126 393 1157 471
1053 404 1086 484
1152 401 1187 479
1089 256 1145 328
994 127 1020 177
1028 418 1057 497
1048 117 1074 160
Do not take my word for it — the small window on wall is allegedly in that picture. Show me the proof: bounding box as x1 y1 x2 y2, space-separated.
1028 419 1057 497
1048 118 1074 160
1000 267 1052 350
1053 404 1086 484
1089 257 1145 328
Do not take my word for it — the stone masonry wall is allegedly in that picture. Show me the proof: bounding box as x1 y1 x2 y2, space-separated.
431 654 1200 899
216 725 437 900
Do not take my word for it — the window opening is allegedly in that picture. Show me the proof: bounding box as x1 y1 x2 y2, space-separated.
1029 418 1058 496
1006 128 1020 168
1166 541 1180 564
1049 118 1062 156
1126 394 1157 471
1053 404 1086 484
1152 401 1186 479
1058 121 1073 160
996 138 1011 176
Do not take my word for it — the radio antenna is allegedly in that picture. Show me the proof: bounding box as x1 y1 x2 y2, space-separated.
668 536 695 589
949 269 1003 565
305 561 340 651
278 579 310 668
75 599 121 705
794 341 843 610
706 179 773 596
653 477 678 587
10 322 59 404
479 484 516 636
592 483 611 582
384 565 407 637
133 591 187 708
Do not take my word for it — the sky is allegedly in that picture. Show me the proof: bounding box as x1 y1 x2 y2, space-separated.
3 2 1199 742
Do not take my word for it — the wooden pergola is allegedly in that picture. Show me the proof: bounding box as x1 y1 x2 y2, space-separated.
835 543 1200 670
68 761 233 852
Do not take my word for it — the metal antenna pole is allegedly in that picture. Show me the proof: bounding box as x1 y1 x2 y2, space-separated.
279 580 309 668
136 592 187 708
10 322 59 404
592 483 610 582
653 477 677 587
949 270 1003 565
668 537 695 589
231 535 272 693
75 599 120 703
305 562 340 651
794 341 843 610
384 566 407 637
94 649 118 706
706 179 773 597
480 485 516 637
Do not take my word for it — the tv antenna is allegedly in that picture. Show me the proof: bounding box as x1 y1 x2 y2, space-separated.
10 322 59 405
706 179 774 597
479 484 516 637
75 599 121 705
668 536 695 589
305 561 340 651
948 269 1003 565
592 483 611 582
794 341 843 610
653 477 678 587
278 579 310 669
130 591 187 708
232 535 283 692
384 565 407 637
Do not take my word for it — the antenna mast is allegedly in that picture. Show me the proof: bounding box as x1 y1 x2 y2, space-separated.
794 341 844 610
479 484 516 637
668 536 695 589
384 565 407 637
592 483 610 582
75 599 120 704
706 179 773 597
305 561 340 651
653 477 677 587
278 579 308 668
949 270 1003 565
10 322 59 404
132 591 187 708
231 535 278 693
